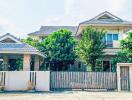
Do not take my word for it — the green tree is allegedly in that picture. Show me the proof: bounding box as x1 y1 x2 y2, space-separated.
21 37 40 48
76 27 106 71
112 32 132 71
120 32 132 60
39 29 76 71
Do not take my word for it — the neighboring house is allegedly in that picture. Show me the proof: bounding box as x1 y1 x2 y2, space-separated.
0 33 44 71
28 11 132 71
76 11 132 71
28 26 77 40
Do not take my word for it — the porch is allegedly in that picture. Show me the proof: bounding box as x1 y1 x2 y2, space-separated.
0 54 42 71
0 33 45 71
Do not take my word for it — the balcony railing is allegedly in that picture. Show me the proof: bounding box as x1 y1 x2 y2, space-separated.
104 41 120 48
106 42 113 48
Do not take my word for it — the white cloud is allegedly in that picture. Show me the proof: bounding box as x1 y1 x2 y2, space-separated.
64 0 74 15
0 0 130 38
0 17 25 38
43 0 128 26
106 0 126 13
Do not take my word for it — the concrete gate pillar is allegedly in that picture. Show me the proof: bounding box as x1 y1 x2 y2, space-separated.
23 54 31 71
34 55 40 71
129 66 132 91
117 63 132 92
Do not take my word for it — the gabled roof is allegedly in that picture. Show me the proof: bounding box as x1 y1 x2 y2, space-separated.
0 33 44 57
0 33 21 43
28 26 77 36
80 11 132 25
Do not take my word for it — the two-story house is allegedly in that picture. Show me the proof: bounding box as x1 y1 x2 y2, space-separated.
76 11 132 71
28 11 132 71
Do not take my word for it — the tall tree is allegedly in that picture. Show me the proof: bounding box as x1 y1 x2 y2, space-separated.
112 32 132 71
76 27 106 71
40 29 76 71
120 32 132 60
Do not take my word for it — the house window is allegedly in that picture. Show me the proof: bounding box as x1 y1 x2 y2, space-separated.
107 34 113 47
113 34 118 40
103 33 119 48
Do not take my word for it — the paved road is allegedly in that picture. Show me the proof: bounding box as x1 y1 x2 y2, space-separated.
0 91 132 100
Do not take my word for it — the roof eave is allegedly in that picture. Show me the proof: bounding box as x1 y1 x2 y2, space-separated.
79 23 132 26
28 33 49 36
0 51 45 58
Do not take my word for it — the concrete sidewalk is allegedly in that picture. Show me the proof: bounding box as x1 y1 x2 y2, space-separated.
0 91 132 100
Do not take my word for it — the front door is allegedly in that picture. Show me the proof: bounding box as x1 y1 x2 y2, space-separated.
120 66 130 91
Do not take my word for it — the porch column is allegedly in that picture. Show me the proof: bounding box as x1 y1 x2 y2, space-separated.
34 55 40 71
23 54 31 71
3 56 9 71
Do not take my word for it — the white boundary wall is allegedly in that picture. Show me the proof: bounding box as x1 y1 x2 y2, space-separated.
0 71 50 91
35 71 50 91
5 71 30 91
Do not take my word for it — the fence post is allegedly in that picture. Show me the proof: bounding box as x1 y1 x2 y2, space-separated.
116 64 121 91
129 65 132 91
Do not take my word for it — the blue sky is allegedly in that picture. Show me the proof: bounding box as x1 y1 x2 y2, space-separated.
0 0 131 38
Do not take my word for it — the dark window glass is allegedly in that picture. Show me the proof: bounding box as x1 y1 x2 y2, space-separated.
113 34 118 40
107 34 112 42
106 34 112 47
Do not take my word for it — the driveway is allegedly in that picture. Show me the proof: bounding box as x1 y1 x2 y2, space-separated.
0 91 132 100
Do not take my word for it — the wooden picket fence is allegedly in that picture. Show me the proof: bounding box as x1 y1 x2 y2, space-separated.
50 71 117 90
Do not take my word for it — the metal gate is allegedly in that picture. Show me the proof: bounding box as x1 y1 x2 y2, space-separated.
120 66 130 91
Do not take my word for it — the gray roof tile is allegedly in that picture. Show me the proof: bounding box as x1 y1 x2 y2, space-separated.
28 26 78 36
0 43 38 52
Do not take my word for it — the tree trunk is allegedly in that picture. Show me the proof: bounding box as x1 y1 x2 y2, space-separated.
91 60 96 71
